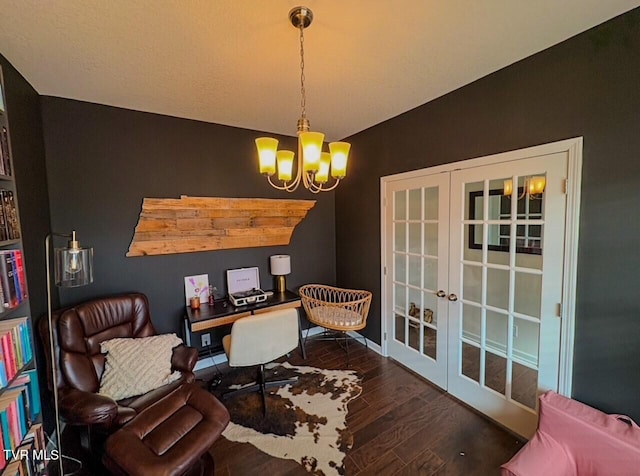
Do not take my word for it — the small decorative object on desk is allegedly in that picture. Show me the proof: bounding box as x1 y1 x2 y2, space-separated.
208 285 216 305
190 296 200 309
184 274 209 305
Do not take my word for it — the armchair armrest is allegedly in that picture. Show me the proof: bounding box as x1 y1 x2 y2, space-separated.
58 388 118 426
171 344 198 373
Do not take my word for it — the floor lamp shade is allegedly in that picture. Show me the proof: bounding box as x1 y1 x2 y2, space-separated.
54 246 93 287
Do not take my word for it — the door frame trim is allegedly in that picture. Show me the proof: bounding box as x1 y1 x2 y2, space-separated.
380 137 582 397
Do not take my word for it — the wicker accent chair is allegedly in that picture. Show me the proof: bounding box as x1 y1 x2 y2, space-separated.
299 284 372 363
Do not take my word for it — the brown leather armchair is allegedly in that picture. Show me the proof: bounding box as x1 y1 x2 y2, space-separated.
38 293 199 439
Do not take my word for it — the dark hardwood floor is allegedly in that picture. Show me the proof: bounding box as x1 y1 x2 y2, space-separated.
208 339 524 476
61 339 524 475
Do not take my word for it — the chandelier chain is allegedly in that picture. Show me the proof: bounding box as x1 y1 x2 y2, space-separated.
299 24 306 119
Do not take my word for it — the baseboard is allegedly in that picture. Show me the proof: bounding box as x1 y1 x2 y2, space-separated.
346 331 383 355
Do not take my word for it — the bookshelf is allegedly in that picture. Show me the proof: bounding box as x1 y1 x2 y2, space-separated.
0 67 45 475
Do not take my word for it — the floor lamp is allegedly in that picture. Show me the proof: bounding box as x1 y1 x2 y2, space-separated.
45 231 93 476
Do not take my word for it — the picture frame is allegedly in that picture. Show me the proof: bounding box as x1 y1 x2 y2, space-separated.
184 274 210 305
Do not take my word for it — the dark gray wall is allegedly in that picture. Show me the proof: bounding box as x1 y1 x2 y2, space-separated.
336 9 640 420
0 53 53 430
40 98 336 340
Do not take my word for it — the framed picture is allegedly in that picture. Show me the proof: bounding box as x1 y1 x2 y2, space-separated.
184 274 210 305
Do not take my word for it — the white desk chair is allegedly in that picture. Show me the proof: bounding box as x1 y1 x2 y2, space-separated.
222 308 299 415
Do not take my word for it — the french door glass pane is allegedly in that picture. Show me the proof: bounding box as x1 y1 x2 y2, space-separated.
514 318 540 366
408 256 421 287
486 267 509 310
512 362 538 410
424 224 438 256
462 304 481 344
408 188 421 220
465 181 484 220
409 223 421 253
464 224 483 262
423 257 437 291
424 187 438 220
394 283 406 315
486 309 508 353
394 253 406 283
408 321 420 351
422 291 438 326
394 222 406 252
463 264 482 304
485 351 507 396
394 314 405 344
394 190 406 220
462 343 481 383
514 272 542 318
423 326 437 360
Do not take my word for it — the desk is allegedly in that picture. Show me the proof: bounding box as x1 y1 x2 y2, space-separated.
183 290 306 359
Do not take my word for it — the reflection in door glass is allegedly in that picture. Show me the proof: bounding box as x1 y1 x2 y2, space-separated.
465 181 484 220
408 320 420 351
512 361 538 410
486 309 508 352
464 224 483 263
394 314 406 345
423 326 437 360
462 304 481 345
513 318 540 366
394 283 406 316
485 351 507 396
422 291 438 327
461 342 480 383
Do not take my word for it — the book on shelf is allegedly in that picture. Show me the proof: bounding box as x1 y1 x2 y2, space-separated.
0 190 19 240
0 128 11 179
0 251 28 310
0 318 33 389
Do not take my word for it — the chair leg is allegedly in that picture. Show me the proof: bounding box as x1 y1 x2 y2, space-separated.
259 364 267 416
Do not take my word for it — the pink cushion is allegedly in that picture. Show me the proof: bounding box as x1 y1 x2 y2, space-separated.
502 392 640 476
501 431 575 476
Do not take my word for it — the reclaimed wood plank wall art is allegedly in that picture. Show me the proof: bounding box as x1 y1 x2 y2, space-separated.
127 196 316 256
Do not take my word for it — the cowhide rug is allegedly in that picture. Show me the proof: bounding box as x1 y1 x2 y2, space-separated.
214 362 362 476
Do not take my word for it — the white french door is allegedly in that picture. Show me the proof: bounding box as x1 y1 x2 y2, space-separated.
385 174 450 389
383 140 579 438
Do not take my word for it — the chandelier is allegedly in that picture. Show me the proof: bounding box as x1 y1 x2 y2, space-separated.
255 6 351 193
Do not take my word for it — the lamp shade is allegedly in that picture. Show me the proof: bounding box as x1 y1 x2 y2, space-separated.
329 141 350 179
256 137 279 175
315 152 331 183
270 254 291 276
276 150 295 181
300 131 324 173
55 246 93 287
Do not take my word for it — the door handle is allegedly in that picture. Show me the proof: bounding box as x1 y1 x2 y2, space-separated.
447 293 458 302
436 290 446 298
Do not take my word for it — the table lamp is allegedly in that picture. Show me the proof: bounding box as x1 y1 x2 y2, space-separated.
270 255 291 293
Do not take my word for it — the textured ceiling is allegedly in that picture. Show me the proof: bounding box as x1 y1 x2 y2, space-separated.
0 1 638 141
